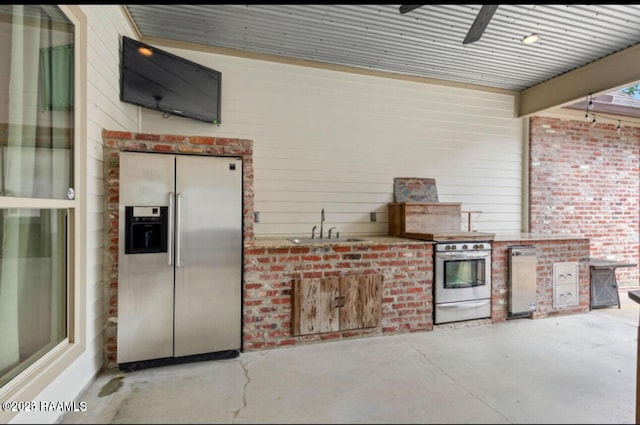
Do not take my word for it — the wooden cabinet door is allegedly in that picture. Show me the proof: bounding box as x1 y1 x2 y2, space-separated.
292 277 340 336
340 274 382 331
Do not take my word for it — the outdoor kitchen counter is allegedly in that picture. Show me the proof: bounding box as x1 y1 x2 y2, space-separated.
242 235 434 352
241 234 590 351
490 234 591 322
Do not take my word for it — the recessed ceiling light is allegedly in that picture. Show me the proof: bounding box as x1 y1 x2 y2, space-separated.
521 33 541 45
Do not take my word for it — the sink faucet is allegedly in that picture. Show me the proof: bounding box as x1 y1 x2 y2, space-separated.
311 225 317 239
320 208 325 239
328 227 337 239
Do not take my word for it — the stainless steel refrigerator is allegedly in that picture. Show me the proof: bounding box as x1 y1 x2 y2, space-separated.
117 151 242 368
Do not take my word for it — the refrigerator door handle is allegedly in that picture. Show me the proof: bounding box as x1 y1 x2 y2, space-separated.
168 192 174 266
175 192 182 268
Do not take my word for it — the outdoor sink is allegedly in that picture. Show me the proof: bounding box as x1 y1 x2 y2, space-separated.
288 237 369 244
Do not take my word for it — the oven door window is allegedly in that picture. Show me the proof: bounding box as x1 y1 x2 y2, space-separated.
444 259 486 289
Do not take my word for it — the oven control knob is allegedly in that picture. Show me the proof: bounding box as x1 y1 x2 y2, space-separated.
462 244 468 250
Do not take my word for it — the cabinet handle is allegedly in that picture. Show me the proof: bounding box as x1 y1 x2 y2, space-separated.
335 296 345 308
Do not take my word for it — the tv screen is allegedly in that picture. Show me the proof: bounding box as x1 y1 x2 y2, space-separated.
120 36 221 125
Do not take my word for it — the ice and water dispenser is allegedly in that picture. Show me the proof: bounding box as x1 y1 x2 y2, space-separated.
124 206 168 254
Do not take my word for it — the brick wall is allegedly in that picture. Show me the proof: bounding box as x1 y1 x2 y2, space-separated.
243 241 433 350
529 116 639 285
491 239 591 322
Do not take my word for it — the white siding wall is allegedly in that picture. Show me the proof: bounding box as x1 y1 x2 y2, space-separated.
80 3 135 383
140 48 525 237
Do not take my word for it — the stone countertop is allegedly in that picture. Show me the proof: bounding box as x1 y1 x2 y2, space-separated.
629 290 640 305
587 258 637 268
491 232 588 242
245 235 429 248
245 233 588 248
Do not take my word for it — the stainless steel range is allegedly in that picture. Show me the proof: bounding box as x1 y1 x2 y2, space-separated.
433 241 492 324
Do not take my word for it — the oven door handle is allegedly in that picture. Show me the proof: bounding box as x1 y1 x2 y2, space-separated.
436 251 491 260
437 299 490 309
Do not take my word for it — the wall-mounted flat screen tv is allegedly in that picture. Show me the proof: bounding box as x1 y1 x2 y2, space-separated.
120 36 221 125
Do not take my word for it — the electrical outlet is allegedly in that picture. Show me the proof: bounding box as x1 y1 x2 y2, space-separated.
370 212 377 222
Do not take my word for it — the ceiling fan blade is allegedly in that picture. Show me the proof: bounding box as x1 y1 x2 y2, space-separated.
399 5 424 15
462 5 499 45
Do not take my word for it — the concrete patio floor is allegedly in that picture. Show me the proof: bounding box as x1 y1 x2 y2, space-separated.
59 289 640 424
